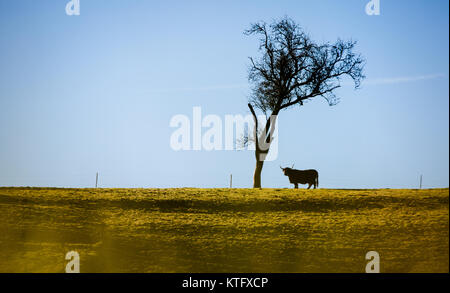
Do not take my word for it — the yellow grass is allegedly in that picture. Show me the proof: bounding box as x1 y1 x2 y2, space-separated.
0 187 448 272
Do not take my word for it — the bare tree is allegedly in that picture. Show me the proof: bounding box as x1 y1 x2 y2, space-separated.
245 17 365 188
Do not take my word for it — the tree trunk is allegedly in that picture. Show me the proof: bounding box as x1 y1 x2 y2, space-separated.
253 159 264 188
248 103 279 189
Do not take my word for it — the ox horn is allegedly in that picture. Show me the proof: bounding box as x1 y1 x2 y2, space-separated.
292 164 295 168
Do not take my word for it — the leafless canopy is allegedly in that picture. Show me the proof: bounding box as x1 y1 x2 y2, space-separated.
245 17 365 115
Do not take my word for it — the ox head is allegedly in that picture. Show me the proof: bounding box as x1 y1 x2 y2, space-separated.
280 164 294 176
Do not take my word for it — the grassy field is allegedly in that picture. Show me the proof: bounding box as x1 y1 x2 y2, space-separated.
0 187 448 273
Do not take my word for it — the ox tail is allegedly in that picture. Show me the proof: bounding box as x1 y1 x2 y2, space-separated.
316 173 319 188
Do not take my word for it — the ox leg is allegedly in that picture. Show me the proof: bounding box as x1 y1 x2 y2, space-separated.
307 183 312 189
294 183 298 189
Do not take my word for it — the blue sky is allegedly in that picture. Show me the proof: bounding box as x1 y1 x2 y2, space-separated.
0 0 448 188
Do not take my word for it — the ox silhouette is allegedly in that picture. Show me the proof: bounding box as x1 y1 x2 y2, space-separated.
281 165 319 189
